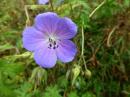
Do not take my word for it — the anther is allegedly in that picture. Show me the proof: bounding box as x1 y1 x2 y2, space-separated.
49 38 52 42
53 46 56 49
49 44 52 47
54 41 56 45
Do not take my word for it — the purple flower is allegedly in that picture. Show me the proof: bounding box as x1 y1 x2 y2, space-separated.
38 0 49 4
22 12 77 68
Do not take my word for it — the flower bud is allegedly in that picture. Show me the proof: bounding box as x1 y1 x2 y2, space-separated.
84 69 92 79
72 65 81 85
29 67 47 86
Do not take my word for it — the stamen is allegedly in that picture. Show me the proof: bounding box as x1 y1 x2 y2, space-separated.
54 41 56 45
49 38 52 42
53 46 56 49
48 37 58 50
49 44 52 47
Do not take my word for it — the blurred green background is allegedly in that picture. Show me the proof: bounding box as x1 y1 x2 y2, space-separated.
0 0 130 97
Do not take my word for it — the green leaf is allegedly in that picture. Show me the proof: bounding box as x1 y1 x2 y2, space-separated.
43 85 62 97
68 91 78 97
0 73 16 97
0 58 24 77
14 82 33 97
0 43 14 52
81 92 96 97
57 75 68 89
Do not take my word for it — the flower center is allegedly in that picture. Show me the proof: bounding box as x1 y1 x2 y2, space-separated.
48 36 59 49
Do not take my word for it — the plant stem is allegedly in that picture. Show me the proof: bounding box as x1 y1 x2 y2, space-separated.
81 23 84 56
107 26 117 47
89 0 106 18
49 0 54 11
81 21 87 70
24 5 30 26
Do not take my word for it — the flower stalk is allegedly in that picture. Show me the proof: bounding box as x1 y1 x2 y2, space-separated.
89 0 106 18
81 21 87 70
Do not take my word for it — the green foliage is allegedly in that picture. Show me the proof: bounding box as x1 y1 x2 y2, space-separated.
14 82 33 97
43 85 62 97
57 75 68 88
68 91 78 97
0 0 130 97
0 43 14 52
0 59 24 77
81 92 96 97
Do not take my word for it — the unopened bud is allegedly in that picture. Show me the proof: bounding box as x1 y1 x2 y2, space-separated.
84 69 92 79
72 65 81 85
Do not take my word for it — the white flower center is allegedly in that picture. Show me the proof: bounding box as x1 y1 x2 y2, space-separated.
48 35 59 49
